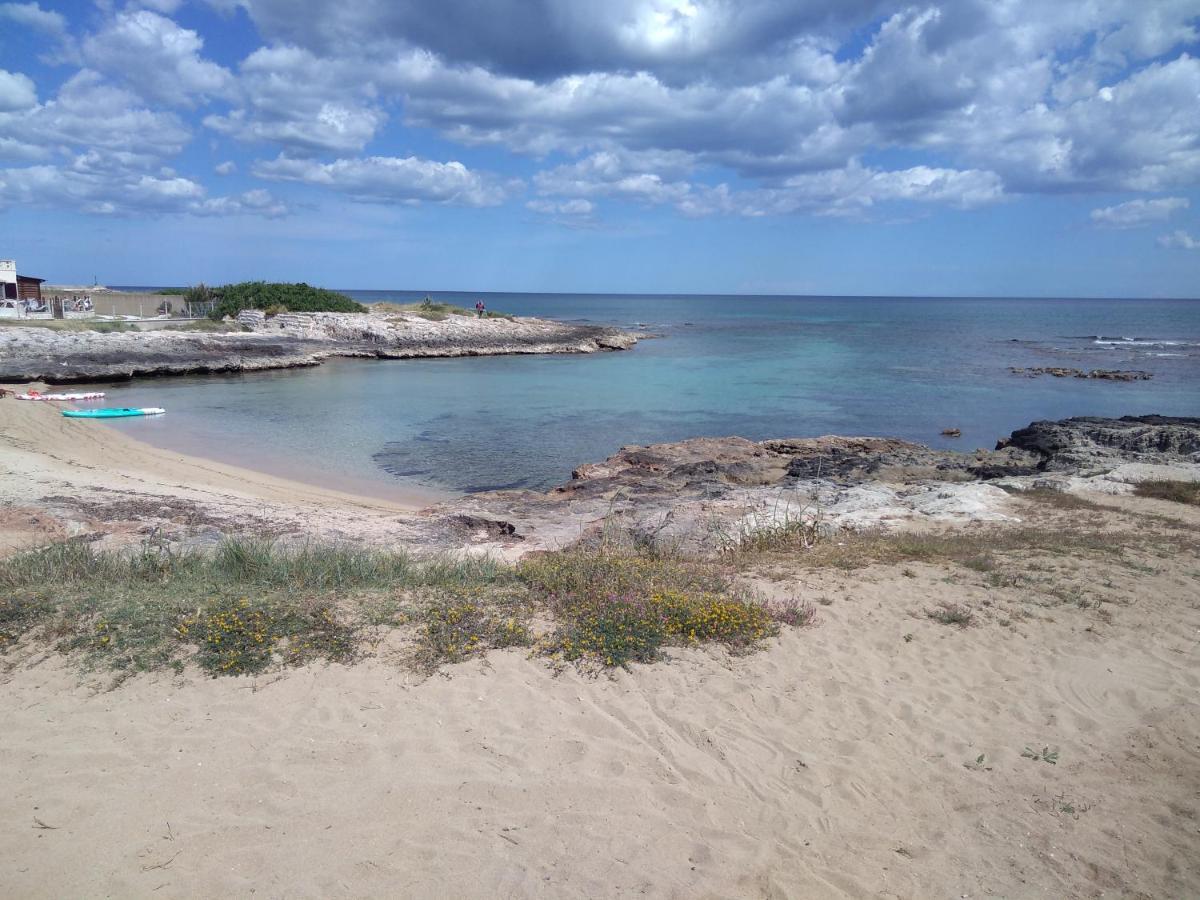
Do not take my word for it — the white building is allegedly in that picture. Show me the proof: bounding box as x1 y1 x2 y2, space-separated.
0 260 47 316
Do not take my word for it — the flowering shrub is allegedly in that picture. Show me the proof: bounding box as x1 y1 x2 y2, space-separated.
180 596 357 676
414 595 532 672
520 546 808 668
544 588 789 668
519 547 728 603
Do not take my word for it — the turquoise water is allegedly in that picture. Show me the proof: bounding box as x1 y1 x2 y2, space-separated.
87 294 1199 495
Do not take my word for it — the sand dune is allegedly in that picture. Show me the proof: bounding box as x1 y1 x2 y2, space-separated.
2 532 1197 898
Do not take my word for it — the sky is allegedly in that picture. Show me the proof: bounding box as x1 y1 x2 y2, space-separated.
0 0 1198 297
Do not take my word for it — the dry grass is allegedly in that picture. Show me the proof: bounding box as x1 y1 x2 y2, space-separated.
1016 488 1108 511
370 300 514 321
1134 480 1200 506
0 318 134 333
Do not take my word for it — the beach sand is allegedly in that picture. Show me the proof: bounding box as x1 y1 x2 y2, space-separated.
2 532 1198 898
1 393 1198 897
0 393 429 553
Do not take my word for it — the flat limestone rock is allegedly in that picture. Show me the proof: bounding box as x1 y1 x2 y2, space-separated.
0 311 638 383
420 415 1200 557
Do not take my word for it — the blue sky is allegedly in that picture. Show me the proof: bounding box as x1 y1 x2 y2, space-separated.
1 0 1198 296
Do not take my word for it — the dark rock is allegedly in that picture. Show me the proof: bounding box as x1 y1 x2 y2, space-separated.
1008 367 1152 381
450 514 522 540
999 415 1200 470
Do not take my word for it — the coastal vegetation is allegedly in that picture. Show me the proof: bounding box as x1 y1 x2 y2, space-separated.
192 281 367 319
6 479 1190 683
0 535 808 681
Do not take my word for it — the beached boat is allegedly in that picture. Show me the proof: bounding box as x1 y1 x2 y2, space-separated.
18 391 106 401
61 407 164 418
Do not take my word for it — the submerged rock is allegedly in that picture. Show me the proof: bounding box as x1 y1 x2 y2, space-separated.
1008 366 1152 381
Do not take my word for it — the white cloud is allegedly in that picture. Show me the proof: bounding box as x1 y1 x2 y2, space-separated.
0 71 191 157
1091 197 1189 228
0 69 37 112
82 10 234 106
132 0 184 12
7 0 1200 224
526 197 595 215
1157 229 1200 250
534 151 1004 218
222 0 888 80
191 188 289 217
252 154 515 206
0 136 47 162
0 1 67 36
0 153 287 217
215 160 237 175
204 45 385 154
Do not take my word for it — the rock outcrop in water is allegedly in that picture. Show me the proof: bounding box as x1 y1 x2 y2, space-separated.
0 310 637 383
999 415 1200 471
422 415 1200 558
1008 367 1153 381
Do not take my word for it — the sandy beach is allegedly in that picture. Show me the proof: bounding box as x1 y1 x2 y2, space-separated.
0 396 431 554
5 0 1199 894
2 510 1198 898
1 391 1198 897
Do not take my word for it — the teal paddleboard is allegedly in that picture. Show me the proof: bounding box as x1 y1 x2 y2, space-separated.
62 407 165 418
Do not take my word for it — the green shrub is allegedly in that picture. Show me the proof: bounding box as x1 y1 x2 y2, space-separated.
412 595 532 672
208 282 365 319
180 595 358 676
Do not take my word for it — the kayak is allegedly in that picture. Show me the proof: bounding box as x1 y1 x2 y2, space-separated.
18 392 106 401
62 407 165 418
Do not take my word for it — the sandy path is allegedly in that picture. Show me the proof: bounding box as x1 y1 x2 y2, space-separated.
0 396 426 549
2 545 1197 898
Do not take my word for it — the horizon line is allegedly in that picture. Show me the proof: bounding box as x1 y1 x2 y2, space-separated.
101 285 1200 302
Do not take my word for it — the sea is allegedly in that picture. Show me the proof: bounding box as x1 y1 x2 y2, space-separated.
92 292 1199 498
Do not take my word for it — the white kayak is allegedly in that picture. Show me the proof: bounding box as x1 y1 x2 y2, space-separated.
18 391 107 401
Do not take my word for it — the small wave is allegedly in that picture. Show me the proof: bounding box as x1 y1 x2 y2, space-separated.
1064 335 1198 346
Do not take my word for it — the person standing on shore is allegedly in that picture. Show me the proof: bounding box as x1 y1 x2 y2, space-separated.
476 300 485 317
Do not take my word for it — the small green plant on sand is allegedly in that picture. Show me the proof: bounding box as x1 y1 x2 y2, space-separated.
1021 745 1059 765
926 602 974 626
963 753 992 771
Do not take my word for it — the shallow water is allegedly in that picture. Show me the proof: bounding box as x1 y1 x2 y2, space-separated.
86 294 1199 495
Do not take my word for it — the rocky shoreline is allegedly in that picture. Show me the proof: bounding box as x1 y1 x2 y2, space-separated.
12 406 1192 563
0 309 638 383
418 414 1200 556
